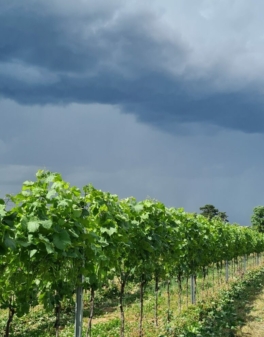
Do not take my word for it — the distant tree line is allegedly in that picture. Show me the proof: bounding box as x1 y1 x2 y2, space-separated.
199 204 228 222
199 204 264 234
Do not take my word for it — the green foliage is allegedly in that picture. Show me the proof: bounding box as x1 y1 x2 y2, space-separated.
251 206 264 233
162 268 264 337
0 199 16 255
1 170 264 336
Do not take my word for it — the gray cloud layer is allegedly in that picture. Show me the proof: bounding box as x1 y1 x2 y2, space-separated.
1 1 264 226
1 0 264 133
1 99 264 225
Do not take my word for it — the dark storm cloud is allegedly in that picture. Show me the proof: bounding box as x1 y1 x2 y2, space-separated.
1 99 264 226
1 0 264 134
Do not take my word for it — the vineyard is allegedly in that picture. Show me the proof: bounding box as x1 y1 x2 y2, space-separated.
1 170 264 337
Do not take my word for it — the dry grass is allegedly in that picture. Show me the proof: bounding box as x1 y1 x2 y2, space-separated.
236 287 264 337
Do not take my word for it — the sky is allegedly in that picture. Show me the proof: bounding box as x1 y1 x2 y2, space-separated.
1 0 264 225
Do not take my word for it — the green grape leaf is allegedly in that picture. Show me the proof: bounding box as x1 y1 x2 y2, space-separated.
0 205 6 217
40 220 52 229
134 204 144 212
4 237 16 250
100 227 117 236
45 242 54 254
45 174 57 183
47 190 57 199
16 240 30 247
28 221 40 232
29 249 37 258
53 230 71 250
23 181 34 186
58 200 68 207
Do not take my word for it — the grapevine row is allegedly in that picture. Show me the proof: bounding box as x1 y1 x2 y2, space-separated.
0 170 263 337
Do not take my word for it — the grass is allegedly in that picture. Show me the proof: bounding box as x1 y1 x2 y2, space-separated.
0 254 263 336
235 277 264 336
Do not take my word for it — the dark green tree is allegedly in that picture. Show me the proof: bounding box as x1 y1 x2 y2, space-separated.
251 206 264 232
199 204 219 220
217 211 229 223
